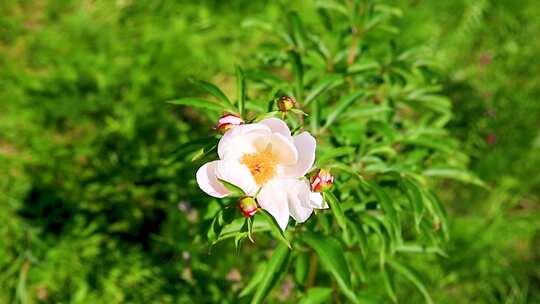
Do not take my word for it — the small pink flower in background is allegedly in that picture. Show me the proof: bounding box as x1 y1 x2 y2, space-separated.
479 52 492 66
278 276 294 300
216 113 244 133
310 169 334 192
486 133 497 145
226 269 242 282
197 118 327 231
36 287 49 301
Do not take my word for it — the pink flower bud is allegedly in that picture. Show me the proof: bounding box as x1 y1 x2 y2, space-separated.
216 113 244 133
310 169 334 192
277 96 296 112
238 196 258 217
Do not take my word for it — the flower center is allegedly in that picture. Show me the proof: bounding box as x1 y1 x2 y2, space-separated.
241 146 278 186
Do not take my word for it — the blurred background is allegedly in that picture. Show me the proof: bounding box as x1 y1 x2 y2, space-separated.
1 0 539 303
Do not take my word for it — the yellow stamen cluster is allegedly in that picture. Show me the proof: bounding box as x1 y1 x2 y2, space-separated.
241 147 277 186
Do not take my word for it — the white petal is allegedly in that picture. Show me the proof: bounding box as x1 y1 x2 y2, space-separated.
259 118 291 138
215 160 258 196
309 192 328 209
257 179 290 231
283 132 316 178
286 179 313 223
218 124 271 160
253 133 298 165
196 161 230 198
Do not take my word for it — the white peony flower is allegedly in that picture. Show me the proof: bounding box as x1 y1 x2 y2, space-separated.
196 118 328 230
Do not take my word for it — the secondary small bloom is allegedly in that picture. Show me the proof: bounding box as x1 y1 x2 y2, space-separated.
486 133 496 145
277 96 296 112
216 113 244 133
238 196 258 217
196 118 327 230
310 169 334 192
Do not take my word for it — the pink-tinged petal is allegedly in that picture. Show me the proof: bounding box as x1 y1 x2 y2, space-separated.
218 113 244 125
253 133 298 165
309 192 328 209
215 160 258 196
283 132 316 178
216 113 244 134
259 118 291 138
257 179 290 231
196 161 230 198
218 124 271 160
285 179 313 223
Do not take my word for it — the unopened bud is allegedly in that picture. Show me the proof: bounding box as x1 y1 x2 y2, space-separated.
310 169 334 192
238 196 258 217
216 113 244 133
277 96 296 112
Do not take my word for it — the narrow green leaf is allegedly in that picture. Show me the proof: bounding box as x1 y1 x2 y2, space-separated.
239 262 267 298
236 66 246 116
345 104 392 119
382 266 397 303
348 219 367 257
423 167 486 187
298 287 333 304
246 70 287 87
317 146 355 166
190 78 232 106
304 75 343 106
347 251 367 283
315 1 349 16
207 212 221 244
303 232 359 304
235 231 247 251
211 217 271 246
289 11 306 53
327 163 369 189
310 99 320 134
190 142 217 162
398 178 424 229
395 244 447 257
369 120 400 143
258 209 291 248
387 258 434 304
164 137 218 165
253 111 279 122
16 260 29 304
290 108 308 116
288 50 304 100
366 145 397 159
294 252 310 287
323 192 349 236
241 19 294 45
401 138 453 154
251 243 291 304
347 60 381 74
359 213 388 265
244 100 266 112
247 217 254 242
423 190 450 240
207 207 236 246
166 98 224 111
369 182 400 242
217 179 245 197
323 91 364 128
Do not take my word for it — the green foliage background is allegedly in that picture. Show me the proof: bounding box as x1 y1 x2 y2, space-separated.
1 0 538 303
